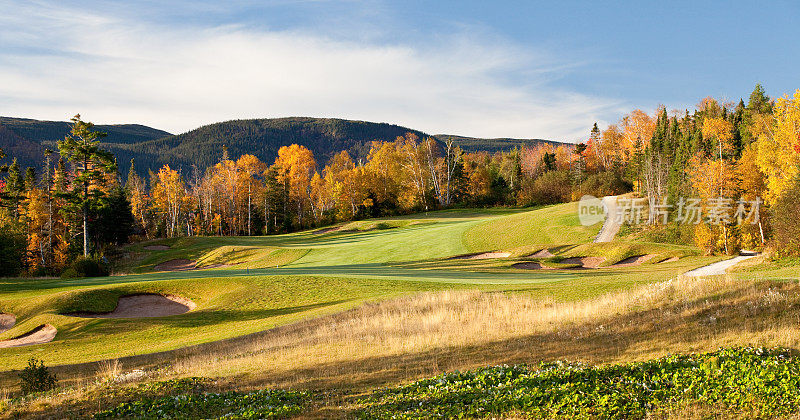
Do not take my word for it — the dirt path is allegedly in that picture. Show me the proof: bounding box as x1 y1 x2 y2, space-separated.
594 196 620 243
0 324 56 348
154 259 196 271
67 294 196 319
684 253 759 276
143 245 170 251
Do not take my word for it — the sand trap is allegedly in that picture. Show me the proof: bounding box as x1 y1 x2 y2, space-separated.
512 262 552 270
613 254 656 267
0 324 56 348
67 294 196 319
155 259 196 271
143 245 170 251
561 256 606 269
659 257 680 263
155 259 233 271
530 249 554 258
453 252 511 260
0 313 15 334
312 226 341 235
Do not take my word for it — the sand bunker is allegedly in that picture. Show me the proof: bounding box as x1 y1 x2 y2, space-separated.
312 226 341 235
454 252 511 260
561 256 606 269
0 313 15 334
659 256 680 263
155 259 196 271
613 254 656 267
0 324 56 348
68 294 196 319
512 262 552 270
530 249 554 258
155 259 232 271
144 245 170 251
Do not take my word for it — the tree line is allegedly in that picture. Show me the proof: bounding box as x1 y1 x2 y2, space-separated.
2 84 800 277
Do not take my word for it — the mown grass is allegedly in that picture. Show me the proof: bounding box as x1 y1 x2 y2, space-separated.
463 202 601 251
5 202 760 419
0 203 721 377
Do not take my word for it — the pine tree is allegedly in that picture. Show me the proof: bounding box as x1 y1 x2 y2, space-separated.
57 115 117 257
4 158 24 219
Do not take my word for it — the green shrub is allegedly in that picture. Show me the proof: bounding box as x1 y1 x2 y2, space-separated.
0 226 25 277
60 267 79 279
581 171 632 198
68 257 109 278
518 170 572 206
19 358 57 395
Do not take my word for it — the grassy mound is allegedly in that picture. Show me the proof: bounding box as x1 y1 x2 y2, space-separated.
357 347 800 419
464 202 601 251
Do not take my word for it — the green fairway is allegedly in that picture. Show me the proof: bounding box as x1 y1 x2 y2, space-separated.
0 203 716 371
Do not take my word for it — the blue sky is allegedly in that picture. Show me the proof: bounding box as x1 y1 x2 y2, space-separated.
1 0 798 141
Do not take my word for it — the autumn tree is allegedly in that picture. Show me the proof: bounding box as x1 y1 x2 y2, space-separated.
236 154 267 235
273 144 316 228
756 89 800 204
151 165 186 237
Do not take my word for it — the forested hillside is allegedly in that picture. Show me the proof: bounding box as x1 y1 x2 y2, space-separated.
0 117 172 174
0 116 565 176
134 117 429 174
434 134 563 153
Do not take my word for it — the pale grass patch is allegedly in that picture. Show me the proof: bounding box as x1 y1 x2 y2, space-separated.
171 274 767 386
96 359 122 383
9 274 800 418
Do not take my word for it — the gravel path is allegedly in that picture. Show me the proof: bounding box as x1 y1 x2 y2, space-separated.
683 254 759 277
594 196 620 243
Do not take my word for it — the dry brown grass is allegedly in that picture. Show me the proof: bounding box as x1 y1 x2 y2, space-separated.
162 274 800 393
95 359 122 383
6 274 800 418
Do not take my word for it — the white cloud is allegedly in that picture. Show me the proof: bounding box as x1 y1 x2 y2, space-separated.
0 1 624 141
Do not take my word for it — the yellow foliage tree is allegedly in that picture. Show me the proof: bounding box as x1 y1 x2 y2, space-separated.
151 165 186 237
273 144 316 226
756 89 800 204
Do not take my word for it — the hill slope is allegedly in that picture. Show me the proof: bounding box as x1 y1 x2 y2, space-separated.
0 116 567 176
133 117 430 173
435 134 564 153
0 117 172 173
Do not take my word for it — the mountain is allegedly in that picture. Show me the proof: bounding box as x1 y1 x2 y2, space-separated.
434 134 565 153
0 117 172 174
0 116 567 177
132 117 430 174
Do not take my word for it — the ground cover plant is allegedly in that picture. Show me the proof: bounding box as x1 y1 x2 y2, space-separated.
94 387 310 419
356 347 800 419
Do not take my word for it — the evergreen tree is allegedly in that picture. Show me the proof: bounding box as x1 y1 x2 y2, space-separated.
747 83 772 114
4 158 24 218
95 186 134 246
24 167 36 191
57 115 117 257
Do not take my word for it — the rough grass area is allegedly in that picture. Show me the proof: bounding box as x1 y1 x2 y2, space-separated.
6 274 800 418
356 347 800 419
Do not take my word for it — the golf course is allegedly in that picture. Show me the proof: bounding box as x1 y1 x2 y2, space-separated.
3 200 800 418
